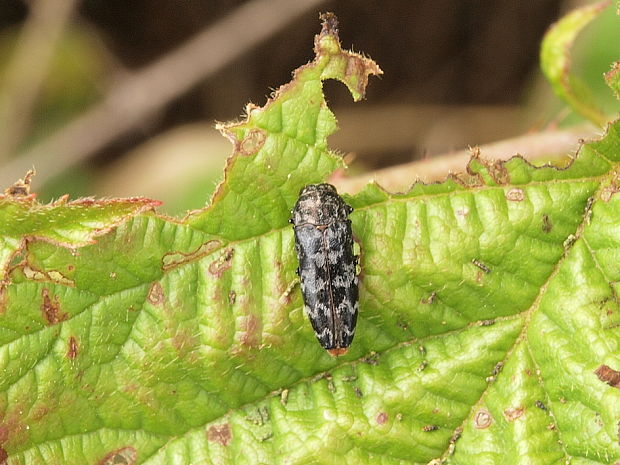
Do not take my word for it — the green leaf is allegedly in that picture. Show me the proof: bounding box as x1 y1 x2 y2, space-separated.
1 12 620 465
540 0 611 126
0 178 161 285
186 13 381 241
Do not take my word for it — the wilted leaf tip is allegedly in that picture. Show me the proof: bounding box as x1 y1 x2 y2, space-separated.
188 12 381 236
2 169 36 200
315 12 383 101
316 12 340 53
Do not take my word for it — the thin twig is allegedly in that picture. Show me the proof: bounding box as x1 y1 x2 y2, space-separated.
0 0 79 162
0 0 327 188
333 124 597 194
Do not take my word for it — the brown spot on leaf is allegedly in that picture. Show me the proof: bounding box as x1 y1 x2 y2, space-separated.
344 57 369 96
423 424 439 432
0 410 28 450
147 282 165 306
67 337 78 360
171 328 198 358
124 382 139 393
240 314 261 347
31 405 50 421
0 447 7 464
207 423 232 446
456 207 469 217
376 412 388 425
208 248 234 278
488 160 510 184
474 409 493 429
505 188 525 202
503 406 525 421
162 240 221 271
228 290 236 305
97 446 137 465
601 177 620 202
41 288 68 325
0 286 6 315
594 364 620 388
239 129 266 155
542 214 553 233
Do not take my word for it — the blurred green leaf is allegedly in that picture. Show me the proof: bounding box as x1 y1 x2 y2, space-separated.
540 1 611 126
1 13 620 465
0 26 107 148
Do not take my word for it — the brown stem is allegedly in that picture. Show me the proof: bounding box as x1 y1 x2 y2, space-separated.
333 124 597 194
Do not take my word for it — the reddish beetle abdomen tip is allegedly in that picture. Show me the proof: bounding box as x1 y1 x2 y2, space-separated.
328 348 349 357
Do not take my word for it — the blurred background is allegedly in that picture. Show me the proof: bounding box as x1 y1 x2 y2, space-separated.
0 0 618 214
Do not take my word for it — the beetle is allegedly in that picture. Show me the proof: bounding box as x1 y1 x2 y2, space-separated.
291 183 359 356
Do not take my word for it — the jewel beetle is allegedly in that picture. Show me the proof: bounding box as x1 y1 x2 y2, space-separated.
291 183 359 356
